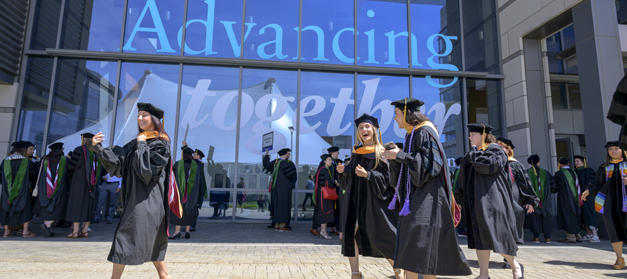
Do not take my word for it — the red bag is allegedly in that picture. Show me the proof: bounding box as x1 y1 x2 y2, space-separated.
322 183 338 201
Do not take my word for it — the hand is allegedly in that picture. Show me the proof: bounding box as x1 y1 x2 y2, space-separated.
337 164 345 174
92 132 105 146
581 189 590 201
115 188 121 194
525 204 534 214
182 140 188 147
66 154 71 159
355 164 368 178
137 133 147 142
623 176 627 185
265 150 269 156
382 146 399 160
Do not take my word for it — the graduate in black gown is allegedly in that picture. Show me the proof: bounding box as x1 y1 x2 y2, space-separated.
554 157 583 243
574 155 600 242
383 98 470 279
337 113 401 279
169 147 204 240
190 149 208 232
327 146 342 236
90 103 179 279
313 154 337 240
0 141 38 238
455 124 524 279
497 137 539 246
66 132 103 238
582 141 627 269
262 148 297 232
525 154 556 243
451 157 468 237
34 142 69 237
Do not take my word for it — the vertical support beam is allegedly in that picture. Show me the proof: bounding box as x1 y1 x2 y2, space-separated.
294 69 301 223
119 0 129 52
233 65 244 222
240 0 247 59
539 39 557 172
108 60 123 147
180 0 189 56
173 63 184 159
406 0 411 69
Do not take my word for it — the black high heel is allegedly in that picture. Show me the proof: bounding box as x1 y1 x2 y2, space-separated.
185 232 190 239
168 232 181 240
519 263 524 279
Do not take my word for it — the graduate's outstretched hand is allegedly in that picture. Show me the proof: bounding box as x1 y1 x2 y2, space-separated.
137 134 146 142
581 189 590 201
92 132 105 146
525 204 534 214
265 150 269 156
355 164 367 177
337 164 345 174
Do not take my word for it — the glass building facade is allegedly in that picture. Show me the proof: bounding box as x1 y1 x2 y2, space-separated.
15 0 503 222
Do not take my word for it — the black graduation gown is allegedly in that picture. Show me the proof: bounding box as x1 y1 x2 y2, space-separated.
576 167 598 228
455 144 518 256
338 147 398 260
34 160 69 221
452 168 467 230
0 158 37 225
525 166 556 235
590 163 627 243
554 168 581 234
262 156 297 224
509 159 540 243
389 126 471 276
195 159 208 210
170 160 202 226
91 139 172 265
65 145 103 222
332 158 343 232
313 166 336 225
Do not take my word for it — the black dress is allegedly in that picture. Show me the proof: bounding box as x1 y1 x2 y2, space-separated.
339 147 398 260
65 145 103 222
554 168 581 234
91 139 172 265
170 159 203 226
525 166 556 235
313 166 336 225
455 144 518 256
0 156 37 225
508 159 540 243
389 125 471 275
576 166 598 228
590 163 627 243
33 158 69 221
262 156 297 224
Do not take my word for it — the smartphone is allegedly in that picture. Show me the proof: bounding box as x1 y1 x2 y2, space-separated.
384 141 396 150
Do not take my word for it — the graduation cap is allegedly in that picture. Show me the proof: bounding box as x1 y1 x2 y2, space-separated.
354 113 379 129
278 148 291 156
320 154 332 161
11 141 34 148
48 142 64 150
195 149 205 158
391 97 424 111
558 157 570 165
182 147 194 155
137 102 164 119
455 157 463 165
605 141 620 148
327 146 339 153
497 137 515 149
467 123 493 134
81 133 95 138
527 154 540 165
574 155 588 168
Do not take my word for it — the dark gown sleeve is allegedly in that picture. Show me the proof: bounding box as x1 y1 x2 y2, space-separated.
284 161 297 182
548 171 557 194
467 144 508 175
394 129 444 188
453 155 472 203
68 146 84 172
262 155 274 173
553 170 565 193
590 165 606 195
338 155 357 191
512 161 539 207
367 162 392 200
89 143 127 178
133 140 170 185
317 167 330 187
28 160 38 183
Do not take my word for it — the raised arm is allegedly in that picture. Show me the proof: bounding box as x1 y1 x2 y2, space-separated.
89 143 126 178
468 144 508 175
133 140 171 185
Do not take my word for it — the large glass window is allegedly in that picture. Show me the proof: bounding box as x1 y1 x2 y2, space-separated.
184 0 244 58
462 0 499 73
59 0 124 51
410 0 462 72
30 0 62 50
357 0 408 68
17 57 55 154
357 74 408 142
243 0 299 61
466 79 502 137
47 59 118 149
123 0 185 55
301 0 354 65
113 62 179 146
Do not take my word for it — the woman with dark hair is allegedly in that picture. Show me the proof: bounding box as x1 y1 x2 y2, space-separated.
383 98 470 279
33 142 69 237
90 102 178 279
168 147 203 240
0 141 38 237
337 113 401 279
313 154 336 240
66 132 103 239
574 155 599 242
456 124 524 279
582 141 627 269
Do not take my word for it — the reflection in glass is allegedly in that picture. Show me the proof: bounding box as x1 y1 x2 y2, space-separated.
60 0 124 51
123 0 184 55
113 62 179 146
357 0 408 67
546 32 563 75
184 0 243 58
234 190 272 221
466 79 502 137
551 83 568 110
30 0 62 50
17 57 55 154
301 0 354 64
413 77 463 166
568 83 582 110
47 59 118 149
243 0 299 61
463 0 499 73
357 74 408 142
297 191 314 222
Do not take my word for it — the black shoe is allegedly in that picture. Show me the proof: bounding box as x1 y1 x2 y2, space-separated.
168 232 181 240
106 219 112 224
267 224 275 228
40 224 52 237
185 232 190 239
92 219 100 224
519 263 524 279
286 226 292 230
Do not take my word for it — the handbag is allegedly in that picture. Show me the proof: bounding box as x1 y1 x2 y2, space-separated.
32 158 45 197
322 182 338 201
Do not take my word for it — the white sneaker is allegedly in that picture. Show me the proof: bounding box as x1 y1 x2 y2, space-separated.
590 236 600 243
582 234 591 241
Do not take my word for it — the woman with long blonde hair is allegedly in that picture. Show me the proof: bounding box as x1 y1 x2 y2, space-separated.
337 113 402 279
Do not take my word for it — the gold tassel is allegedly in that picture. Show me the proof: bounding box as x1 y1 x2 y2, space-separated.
558 157 563 170
532 165 537 177
584 158 587 168
480 124 487 151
